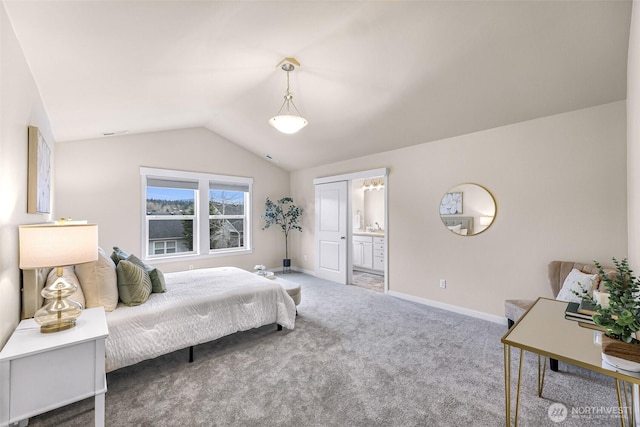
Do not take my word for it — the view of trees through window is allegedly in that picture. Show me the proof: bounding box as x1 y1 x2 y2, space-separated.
145 185 247 255
209 190 245 250
146 187 195 255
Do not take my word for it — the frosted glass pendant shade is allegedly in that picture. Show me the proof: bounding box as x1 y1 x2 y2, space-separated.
269 59 308 134
269 115 308 134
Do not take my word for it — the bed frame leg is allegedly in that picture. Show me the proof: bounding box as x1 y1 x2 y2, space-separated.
189 346 194 363
277 324 283 331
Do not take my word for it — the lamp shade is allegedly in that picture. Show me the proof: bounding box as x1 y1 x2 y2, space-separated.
479 216 494 226
19 223 98 269
269 114 308 134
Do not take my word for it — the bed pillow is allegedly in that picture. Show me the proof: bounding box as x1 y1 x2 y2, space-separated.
556 268 598 303
116 260 152 306
75 247 119 311
46 266 85 308
447 224 462 233
126 254 166 293
111 246 130 266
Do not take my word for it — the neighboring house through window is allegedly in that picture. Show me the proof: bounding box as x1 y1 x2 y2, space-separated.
141 167 252 261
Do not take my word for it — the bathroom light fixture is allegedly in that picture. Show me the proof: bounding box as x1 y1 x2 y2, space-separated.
269 58 308 134
363 178 384 191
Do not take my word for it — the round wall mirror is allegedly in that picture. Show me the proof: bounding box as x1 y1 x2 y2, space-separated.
439 183 496 236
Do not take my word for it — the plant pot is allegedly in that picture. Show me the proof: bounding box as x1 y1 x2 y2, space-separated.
601 335 640 372
283 258 291 273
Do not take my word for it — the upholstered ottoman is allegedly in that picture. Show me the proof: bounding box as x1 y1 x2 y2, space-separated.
275 278 301 306
257 271 301 307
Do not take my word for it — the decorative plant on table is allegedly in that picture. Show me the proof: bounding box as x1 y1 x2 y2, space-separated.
261 197 303 270
574 258 640 369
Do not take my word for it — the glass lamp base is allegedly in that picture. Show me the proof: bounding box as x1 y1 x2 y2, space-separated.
35 269 83 334
34 296 82 334
40 319 76 334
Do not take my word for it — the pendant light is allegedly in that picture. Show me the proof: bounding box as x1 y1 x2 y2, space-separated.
269 58 308 134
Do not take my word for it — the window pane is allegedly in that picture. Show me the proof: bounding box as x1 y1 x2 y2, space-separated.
147 186 195 216
209 219 244 250
209 190 244 215
148 219 194 255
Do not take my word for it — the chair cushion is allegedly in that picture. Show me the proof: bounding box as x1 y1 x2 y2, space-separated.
505 299 534 322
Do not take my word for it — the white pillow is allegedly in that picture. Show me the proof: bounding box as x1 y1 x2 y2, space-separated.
75 247 118 311
447 224 462 233
556 268 598 303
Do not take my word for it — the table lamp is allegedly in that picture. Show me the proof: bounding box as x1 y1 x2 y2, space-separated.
19 222 98 333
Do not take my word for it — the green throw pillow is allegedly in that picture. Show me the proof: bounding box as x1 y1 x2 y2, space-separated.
126 253 167 293
111 246 130 266
116 260 152 306
148 268 167 293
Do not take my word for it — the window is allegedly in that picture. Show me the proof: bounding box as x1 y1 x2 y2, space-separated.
146 178 197 257
153 240 178 255
141 167 252 261
209 183 248 250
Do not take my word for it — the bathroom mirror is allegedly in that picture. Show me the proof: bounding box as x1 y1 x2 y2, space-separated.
439 183 496 236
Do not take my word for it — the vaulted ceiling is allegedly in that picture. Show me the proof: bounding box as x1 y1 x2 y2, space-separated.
4 1 632 171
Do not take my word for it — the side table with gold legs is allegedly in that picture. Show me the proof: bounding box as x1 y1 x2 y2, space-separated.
502 297 640 427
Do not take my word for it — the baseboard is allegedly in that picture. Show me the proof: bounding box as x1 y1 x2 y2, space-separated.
270 266 316 276
387 290 508 325
291 266 316 275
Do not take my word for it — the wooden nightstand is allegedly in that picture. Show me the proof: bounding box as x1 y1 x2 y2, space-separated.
0 307 109 427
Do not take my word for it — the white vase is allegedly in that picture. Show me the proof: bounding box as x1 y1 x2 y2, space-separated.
602 352 640 372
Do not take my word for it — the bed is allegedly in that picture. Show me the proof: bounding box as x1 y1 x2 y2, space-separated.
440 216 474 235
22 260 296 372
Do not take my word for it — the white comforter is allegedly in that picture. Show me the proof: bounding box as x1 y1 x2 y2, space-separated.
105 266 296 372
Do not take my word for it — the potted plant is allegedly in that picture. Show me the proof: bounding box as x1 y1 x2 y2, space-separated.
261 197 303 272
575 258 640 371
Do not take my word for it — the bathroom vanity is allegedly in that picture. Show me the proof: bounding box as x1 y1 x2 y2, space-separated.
353 232 384 272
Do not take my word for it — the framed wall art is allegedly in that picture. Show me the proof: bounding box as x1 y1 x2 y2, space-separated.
439 191 462 215
27 126 51 214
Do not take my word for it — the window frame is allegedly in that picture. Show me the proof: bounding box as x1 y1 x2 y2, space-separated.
141 167 253 262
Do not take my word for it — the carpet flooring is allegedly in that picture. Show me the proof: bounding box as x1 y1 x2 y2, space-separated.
30 272 620 426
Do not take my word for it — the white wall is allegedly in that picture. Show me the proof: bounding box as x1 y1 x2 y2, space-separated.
291 102 627 319
54 127 291 273
0 3 54 348
628 0 640 270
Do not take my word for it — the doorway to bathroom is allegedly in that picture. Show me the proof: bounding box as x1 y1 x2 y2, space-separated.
351 177 385 293
313 168 387 292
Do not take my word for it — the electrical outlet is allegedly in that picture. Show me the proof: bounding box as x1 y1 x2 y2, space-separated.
189 265 194 270
439 279 446 289
303 254 307 261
